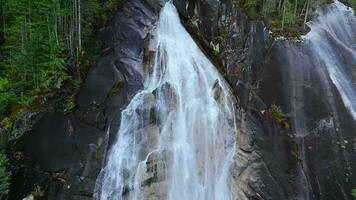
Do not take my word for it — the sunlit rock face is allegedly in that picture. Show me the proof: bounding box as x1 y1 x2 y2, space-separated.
94 3 238 200
261 1 356 199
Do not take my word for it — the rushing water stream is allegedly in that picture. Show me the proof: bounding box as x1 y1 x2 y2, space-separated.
94 2 237 200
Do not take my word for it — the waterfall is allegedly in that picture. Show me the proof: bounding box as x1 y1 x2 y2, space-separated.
94 2 237 200
281 1 356 138
274 2 356 199
304 0 356 121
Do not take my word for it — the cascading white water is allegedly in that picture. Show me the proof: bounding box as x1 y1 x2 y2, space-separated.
304 0 356 121
94 2 237 200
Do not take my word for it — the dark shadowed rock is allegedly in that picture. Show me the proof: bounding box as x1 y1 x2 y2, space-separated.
8 112 105 199
19 113 75 171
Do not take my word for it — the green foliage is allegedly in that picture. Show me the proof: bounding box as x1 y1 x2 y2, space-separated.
0 0 126 129
61 76 82 113
1 0 69 118
269 104 289 128
0 92 16 116
0 117 12 130
243 0 261 15
0 78 10 91
0 154 11 195
88 0 122 31
0 0 124 195
352 188 356 198
241 0 333 36
341 0 356 9
283 0 295 26
270 104 288 119
62 95 76 114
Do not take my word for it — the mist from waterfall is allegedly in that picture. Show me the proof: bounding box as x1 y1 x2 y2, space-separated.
94 2 237 200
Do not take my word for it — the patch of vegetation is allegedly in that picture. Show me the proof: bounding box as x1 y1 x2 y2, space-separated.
61 95 77 114
0 154 11 196
352 188 356 198
269 104 290 128
340 0 356 10
240 0 334 37
0 0 123 196
60 77 82 114
0 118 12 131
270 104 287 118
0 0 123 135
108 80 125 98
181 16 226 76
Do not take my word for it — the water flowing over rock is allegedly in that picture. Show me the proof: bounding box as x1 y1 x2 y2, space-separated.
261 1 356 199
305 1 356 122
7 0 356 199
94 3 237 200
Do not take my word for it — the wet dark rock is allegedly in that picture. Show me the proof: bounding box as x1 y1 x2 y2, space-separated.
260 37 356 199
77 56 125 108
19 113 76 171
152 82 178 111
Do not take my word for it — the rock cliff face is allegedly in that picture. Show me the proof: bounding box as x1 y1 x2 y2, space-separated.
8 0 355 200
260 2 356 199
9 1 161 199
177 1 304 199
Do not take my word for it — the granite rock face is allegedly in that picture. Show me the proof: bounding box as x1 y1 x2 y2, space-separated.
181 1 355 199
171 1 298 199
259 2 356 199
8 0 355 200
260 23 356 200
